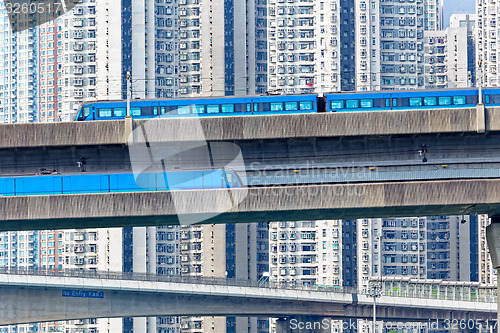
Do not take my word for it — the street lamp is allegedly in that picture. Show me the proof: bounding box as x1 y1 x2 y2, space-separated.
368 234 383 333
367 280 382 333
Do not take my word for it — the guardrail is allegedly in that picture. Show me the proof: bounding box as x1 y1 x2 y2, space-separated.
0 267 356 294
0 268 495 303
369 278 497 303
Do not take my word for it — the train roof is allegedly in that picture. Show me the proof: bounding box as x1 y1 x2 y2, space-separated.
77 93 320 107
322 87 492 96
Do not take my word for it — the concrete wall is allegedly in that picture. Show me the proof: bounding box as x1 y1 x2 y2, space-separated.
2 107 500 148
2 179 500 231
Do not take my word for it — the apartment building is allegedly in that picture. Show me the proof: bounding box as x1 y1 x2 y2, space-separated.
355 215 494 333
38 18 63 122
357 0 443 91
448 14 476 87
0 6 39 124
268 0 443 93
357 215 494 292
268 220 356 333
477 0 500 86
267 0 347 94
0 231 40 333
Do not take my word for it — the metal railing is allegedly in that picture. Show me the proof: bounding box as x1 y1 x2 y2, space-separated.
0 267 356 294
368 277 497 303
0 268 495 304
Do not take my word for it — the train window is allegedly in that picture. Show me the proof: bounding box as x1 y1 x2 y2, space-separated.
153 107 158 115
438 97 451 105
83 107 90 117
393 99 397 107
256 102 270 111
193 105 205 114
247 103 258 112
207 105 219 113
300 101 313 110
385 99 390 107
409 98 422 106
221 104 234 113
130 107 141 116
162 105 177 114
141 106 156 116
234 103 246 112
360 99 373 108
113 108 126 117
330 101 343 109
285 102 298 111
423 97 437 106
453 96 466 105
178 106 191 114
485 95 490 104
270 102 284 111
346 100 359 108
98 108 112 117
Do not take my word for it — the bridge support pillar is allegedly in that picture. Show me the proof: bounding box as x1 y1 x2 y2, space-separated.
276 316 331 333
124 116 133 143
477 103 486 133
486 219 500 328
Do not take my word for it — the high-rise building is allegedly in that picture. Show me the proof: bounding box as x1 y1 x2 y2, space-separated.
267 220 356 333
356 0 443 91
0 231 40 333
268 0 443 94
357 215 494 296
267 0 347 94
477 0 500 86
0 5 39 124
447 14 476 87
355 215 495 333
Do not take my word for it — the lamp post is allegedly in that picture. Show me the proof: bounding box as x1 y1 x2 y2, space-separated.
478 60 483 105
367 281 382 333
368 235 383 333
126 71 131 118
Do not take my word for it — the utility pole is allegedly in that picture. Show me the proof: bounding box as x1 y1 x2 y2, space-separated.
370 234 383 333
478 60 483 105
126 71 132 118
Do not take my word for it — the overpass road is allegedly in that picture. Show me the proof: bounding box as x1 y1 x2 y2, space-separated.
2 108 500 230
0 269 495 325
2 178 500 231
0 107 499 176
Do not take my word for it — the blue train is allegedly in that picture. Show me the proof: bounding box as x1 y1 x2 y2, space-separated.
75 94 319 121
75 88 500 121
0 169 242 196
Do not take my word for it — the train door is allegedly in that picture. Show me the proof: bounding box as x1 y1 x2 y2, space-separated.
249 99 259 115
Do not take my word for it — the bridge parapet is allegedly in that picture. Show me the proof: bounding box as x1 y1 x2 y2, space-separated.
369 276 497 303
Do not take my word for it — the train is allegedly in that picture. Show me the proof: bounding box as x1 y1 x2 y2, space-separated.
0 169 242 196
75 87 500 121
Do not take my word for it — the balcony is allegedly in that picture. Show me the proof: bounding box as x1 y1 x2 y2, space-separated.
74 246 84 253
74 233 85 241
74 258 84 265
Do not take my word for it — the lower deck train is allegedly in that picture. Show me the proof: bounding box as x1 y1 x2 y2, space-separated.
0 169 242 196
